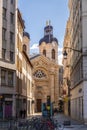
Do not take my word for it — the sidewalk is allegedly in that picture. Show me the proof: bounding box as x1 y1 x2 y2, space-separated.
53 113 83 125
53 113 87 130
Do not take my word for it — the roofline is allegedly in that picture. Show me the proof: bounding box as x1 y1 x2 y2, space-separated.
22 50 33 68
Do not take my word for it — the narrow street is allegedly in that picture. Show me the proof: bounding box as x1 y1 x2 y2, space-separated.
31 112 87 130
0 113 87 130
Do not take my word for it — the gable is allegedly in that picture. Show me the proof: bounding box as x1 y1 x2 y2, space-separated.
30 55 57 68
30 55 59 81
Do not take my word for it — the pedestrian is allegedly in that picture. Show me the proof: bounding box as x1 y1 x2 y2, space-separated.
23 109 26 118
20 110 23 118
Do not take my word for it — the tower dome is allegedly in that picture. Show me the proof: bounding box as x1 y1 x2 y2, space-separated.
39 21 58 64
39 21 58 45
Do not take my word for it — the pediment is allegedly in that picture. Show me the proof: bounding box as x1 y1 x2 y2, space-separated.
31 55 51 68
31 56 49 67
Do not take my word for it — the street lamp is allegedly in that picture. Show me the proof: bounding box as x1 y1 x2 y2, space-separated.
63 47 82 59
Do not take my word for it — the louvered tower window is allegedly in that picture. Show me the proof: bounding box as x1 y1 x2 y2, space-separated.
52 49 55 59
43 49 46 56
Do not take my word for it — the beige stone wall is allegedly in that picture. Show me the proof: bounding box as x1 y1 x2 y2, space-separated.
39 41 58 64
23 36 30 56
31 55 59 111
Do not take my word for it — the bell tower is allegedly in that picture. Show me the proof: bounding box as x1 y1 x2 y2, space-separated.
39 21 58 64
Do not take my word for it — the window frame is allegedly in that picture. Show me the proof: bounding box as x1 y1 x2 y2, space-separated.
3 7 7 19
10 12 14 24
1 69 7 85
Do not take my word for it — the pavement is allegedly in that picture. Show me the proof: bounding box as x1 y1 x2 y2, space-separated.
53 113 87 130
0 113 87 130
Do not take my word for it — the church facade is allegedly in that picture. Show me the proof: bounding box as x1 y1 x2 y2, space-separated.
30 22 59 112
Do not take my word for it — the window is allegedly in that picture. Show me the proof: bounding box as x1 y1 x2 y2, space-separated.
43 49 46 56
11 0 14 4
10 13 14 24
10 51 14 62
3 8 6 19
23 44 27 52
2 28 6 40
1 69 6 85
8 71 14 86
33 70 46 78
2 49 6 60
1 69 14 87
52 49 55 59
10 32 14 43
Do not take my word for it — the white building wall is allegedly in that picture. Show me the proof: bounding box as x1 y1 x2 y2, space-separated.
0 0 17 119
82 0 87 123
67 0 87 123
0 0 2 58
82 0 87 51
83 81 87 123
71 83 83 121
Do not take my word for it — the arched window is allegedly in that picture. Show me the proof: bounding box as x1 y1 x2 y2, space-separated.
43 49 46 56
33 69 46 79
23 44 27 52
52 49 55 59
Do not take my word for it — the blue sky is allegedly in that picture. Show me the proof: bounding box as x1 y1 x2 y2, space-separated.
18 0 69 64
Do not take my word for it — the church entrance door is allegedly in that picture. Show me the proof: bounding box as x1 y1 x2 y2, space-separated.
37 99 42 112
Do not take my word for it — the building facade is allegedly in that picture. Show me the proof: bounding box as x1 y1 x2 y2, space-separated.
0 0 35 118
63 19 71 116
58 66 64 113
0 0 17 119
63 0 87 123
30 22 59 113
16 9 34 117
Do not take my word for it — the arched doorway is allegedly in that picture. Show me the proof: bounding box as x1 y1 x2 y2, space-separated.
36 90 43 112
36 99 42 112
33 68 49 113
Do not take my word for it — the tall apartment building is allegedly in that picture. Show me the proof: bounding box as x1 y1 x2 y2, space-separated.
63 0 87 123
0 0 17 118
0 0 34 119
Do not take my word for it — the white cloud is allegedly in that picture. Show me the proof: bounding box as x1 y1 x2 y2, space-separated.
58 47 63 53
30 43 39 50
30 43 39 54
58 54 63 65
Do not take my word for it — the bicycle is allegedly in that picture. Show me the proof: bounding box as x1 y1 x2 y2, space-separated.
54 120 64 130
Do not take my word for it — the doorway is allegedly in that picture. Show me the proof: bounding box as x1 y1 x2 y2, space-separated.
37 99 42 112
